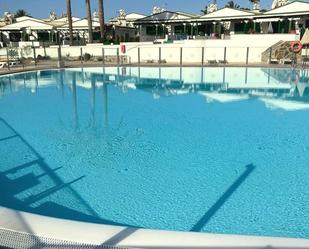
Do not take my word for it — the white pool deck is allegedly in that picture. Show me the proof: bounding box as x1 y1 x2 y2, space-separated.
0 206 309 248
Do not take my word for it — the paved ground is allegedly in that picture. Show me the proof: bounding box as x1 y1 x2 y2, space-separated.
0 60 307 76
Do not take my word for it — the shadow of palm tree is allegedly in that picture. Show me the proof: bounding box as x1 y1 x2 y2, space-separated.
191 164 255 232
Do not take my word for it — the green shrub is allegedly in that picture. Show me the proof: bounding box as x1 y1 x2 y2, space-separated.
84 53 91 61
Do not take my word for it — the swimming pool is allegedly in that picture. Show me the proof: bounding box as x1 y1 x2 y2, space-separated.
0 67 309 239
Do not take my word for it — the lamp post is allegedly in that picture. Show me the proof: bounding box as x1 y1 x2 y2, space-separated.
26 27 32 41
244 20 249 34
19 31 23 42
220 21 224 37
162 23 166 36
59 33 63 46
288 18 292 33
212 22 216 37
278 18 282 33
295 20 299 34
253 20 257 33
197 23 202 36
193 23 198 37
155 24 158 39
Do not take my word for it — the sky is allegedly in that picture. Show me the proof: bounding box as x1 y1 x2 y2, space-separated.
0 0 282 20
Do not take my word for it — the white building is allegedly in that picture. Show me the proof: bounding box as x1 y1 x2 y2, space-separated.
134 1 309 42
109 12 147 28
0 13 137 47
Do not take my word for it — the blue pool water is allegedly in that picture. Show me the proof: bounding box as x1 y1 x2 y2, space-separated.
0 67 309 238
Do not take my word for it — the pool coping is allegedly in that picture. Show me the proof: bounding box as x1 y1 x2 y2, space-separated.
0 63 308 77
0 206 309 248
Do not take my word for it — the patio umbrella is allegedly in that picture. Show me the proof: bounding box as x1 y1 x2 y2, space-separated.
297 82 306 97
301 28 309 45
268 22 273 33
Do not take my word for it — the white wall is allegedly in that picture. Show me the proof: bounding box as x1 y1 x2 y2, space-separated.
124 34 299 63
0 33 300 63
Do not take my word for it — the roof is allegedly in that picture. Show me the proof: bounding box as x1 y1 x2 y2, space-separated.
125 13 147 20
46 17 82 27
50 16 81 23
199 7 255 20
57 19 100 29
262 0 309 17
15 16 42 23
134 10 197 24
109 13 146 23
175 11 200 18
0 19 54 30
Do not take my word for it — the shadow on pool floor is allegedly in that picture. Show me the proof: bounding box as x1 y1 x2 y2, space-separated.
0 116 255 234
191 164 255 232
0 117 135 228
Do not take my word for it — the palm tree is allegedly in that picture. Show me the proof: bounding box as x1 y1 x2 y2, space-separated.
201 5 208 14
225 1 240 8
85 0 93 43
98 0 105 42
66 0 74 46
15 9 31 18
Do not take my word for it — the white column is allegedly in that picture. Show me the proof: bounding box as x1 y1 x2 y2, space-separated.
212 22 216 36
155 24 158 38
295 21 300 34
171 24 175 36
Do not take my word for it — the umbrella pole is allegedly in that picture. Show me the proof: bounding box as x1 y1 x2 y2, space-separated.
305 45 308 66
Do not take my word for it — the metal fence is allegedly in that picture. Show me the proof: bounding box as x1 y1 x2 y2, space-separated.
0 44 308 73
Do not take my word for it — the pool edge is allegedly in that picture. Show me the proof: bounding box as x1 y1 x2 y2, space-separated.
1 206 309 248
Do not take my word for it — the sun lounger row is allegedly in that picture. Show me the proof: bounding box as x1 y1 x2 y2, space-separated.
0 61 20 69
143 59 227 65
207 60 228 65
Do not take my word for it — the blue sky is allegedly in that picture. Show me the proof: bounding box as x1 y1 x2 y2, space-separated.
0 0 280 20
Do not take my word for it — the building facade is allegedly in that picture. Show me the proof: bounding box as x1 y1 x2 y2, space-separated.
134 1 309 42
0 1 309 47
0 13 137 47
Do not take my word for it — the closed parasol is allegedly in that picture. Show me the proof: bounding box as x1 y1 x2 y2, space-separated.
301 28 309 45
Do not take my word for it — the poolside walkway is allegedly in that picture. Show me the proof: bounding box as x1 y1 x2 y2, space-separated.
0 60 308 76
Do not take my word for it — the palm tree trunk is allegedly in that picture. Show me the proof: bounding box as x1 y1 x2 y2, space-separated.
85 0 93 43
66 0 73 46
98 0 105 42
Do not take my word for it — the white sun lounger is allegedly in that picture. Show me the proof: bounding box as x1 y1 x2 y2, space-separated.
0 62 7 69
0 60 20 69
9 61 19 67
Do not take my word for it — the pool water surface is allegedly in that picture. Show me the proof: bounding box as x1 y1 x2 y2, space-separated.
0 67 309 238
